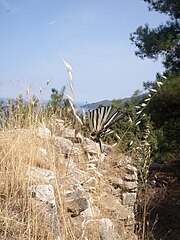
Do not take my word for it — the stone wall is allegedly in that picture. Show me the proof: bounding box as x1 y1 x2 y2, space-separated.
26 121 138 239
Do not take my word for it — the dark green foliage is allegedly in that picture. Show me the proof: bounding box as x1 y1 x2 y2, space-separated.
130 0 180 72
145 75 180 160
129 0 180 161
146 75 179 127
109 74 179 162
144 0 180 19
109 98 156 154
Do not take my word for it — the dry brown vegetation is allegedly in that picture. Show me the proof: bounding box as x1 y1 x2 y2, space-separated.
0 109 134 239
0 120 58 239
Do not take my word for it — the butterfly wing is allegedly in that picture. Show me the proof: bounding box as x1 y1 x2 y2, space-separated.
87 105 109 132
87 105 125 140
101 106 124 129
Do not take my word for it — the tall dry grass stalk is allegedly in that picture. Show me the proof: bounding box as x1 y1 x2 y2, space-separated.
63 59 83 127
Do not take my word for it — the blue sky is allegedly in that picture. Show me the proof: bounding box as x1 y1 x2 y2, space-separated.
0 0 168 103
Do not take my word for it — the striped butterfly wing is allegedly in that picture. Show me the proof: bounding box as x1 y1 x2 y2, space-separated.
101 106 124 129
97 106 124 139
87 105 111 132
87 105 125 141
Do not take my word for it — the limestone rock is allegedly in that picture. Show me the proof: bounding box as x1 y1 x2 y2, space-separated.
36 127 51 139
63 127 76 139
66 197 89 217
100 218 119 240
54 136 73 154
124 181 137 192
113 155 132 167
26 166 55 182
108 176 124 189
80 205 101 219
122 192 137 206
76 132 83 142
101 194 133 220
84 138 100 154
29 184 56 206
65 159 86 184
64 183 85 201
38 147 48 158
124 174 137 182
28 184 61 239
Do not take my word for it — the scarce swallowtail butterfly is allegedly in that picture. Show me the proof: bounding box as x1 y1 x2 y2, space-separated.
86 105 125 152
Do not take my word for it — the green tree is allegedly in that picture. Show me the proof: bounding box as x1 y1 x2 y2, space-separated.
145 74 180 160
48 86 66 112
111 99 122 109
130 0 180 72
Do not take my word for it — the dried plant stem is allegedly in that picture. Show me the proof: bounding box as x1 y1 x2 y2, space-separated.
142 184 148 240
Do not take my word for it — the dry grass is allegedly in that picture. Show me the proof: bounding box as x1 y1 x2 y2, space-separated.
0 122 55 239
0 104 66 237
0 110 98 239
0 105 134 240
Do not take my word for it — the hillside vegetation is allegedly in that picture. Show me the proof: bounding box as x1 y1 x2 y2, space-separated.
0 1 179 239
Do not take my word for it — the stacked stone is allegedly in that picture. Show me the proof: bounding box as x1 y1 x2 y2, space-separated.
26 122 138 239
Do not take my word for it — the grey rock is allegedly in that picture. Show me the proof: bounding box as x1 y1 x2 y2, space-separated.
54 136 73 154
62 128 83 142
100 194 134 220
66 197 89 217
26 166 55 182
63 128 76 139
124 181 137 192
114 156 132 167
100 218 117 240
122 192 137 206
65 184 85 201
84 138 100 154
66 160 86 184
76 132 84 142
36 127 51 139
124 174 137 182
28 184 61 239
80 205 101 219
100 218 113 240
108 176 124 189
38 147 48 158
29 184 56 206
